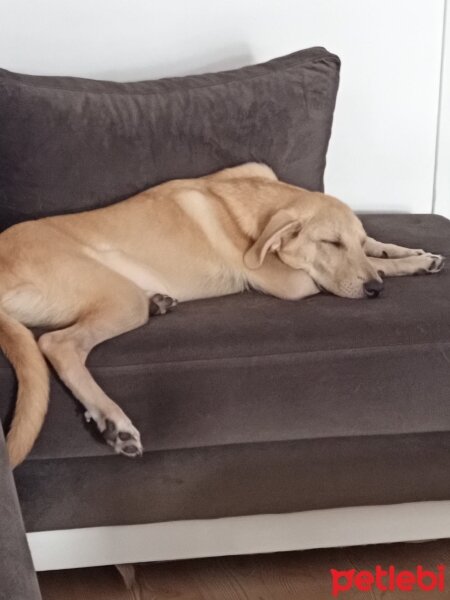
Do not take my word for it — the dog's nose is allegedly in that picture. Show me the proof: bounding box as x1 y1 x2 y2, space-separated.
364 279 383 298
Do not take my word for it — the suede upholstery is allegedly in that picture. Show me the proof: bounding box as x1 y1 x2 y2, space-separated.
0 48 449 570
1 214 448 459
0 47 341 582
6 213 450 532
0 428 41 599
0 47 339 230
14 433 450 532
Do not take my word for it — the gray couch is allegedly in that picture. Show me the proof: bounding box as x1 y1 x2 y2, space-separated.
9 213 450 534
0 428 41 600
1 48 449 587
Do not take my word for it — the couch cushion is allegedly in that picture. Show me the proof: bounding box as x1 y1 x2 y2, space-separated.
2 213 450 461
0 47 339 230
14 432 450 532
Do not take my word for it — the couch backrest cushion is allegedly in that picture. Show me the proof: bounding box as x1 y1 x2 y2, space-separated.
0 47 340 230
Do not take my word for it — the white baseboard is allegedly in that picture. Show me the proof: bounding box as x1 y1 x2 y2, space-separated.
28 501 450 571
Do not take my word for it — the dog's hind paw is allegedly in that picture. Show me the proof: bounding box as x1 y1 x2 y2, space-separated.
150 293 178 316
102 418 143 458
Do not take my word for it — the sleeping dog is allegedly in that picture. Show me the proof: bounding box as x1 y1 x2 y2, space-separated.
0 163 444 466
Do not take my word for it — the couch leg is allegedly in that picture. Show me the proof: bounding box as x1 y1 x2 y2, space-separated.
115 564 141 599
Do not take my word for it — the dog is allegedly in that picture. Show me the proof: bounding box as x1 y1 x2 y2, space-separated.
0 163 444 467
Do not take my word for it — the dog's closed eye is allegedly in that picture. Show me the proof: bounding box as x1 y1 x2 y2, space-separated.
322 239 343 249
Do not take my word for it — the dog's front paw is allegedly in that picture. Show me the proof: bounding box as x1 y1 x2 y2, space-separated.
424 253 445 273
415 253 446 274
102 418 143 458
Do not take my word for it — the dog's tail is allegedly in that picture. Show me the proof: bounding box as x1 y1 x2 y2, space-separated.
0 308 49 468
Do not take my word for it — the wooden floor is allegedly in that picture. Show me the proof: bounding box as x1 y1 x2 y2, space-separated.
38 540 450 599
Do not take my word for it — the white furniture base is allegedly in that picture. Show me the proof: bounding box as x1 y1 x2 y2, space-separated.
28 501 450 571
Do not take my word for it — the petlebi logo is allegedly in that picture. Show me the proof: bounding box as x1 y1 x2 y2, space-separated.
330 565 446 596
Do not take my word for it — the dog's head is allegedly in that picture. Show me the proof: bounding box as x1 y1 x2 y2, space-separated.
244 195 382 299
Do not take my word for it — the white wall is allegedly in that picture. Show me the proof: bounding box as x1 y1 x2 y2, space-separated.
0 0 445 214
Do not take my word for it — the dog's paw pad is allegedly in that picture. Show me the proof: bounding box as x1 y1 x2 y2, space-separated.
150 294 178 316
103 418 143 458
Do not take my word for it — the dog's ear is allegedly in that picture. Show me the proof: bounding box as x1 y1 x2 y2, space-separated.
244 210 300 269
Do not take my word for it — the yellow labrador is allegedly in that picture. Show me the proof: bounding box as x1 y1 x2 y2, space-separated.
0 163 444 466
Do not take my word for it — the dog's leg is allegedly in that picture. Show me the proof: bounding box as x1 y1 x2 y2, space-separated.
369 254 445 277
247 255 320 299
38 282 149 457
364 237 431 258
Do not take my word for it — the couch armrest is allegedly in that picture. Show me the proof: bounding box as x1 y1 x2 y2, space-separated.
0 428 42 600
